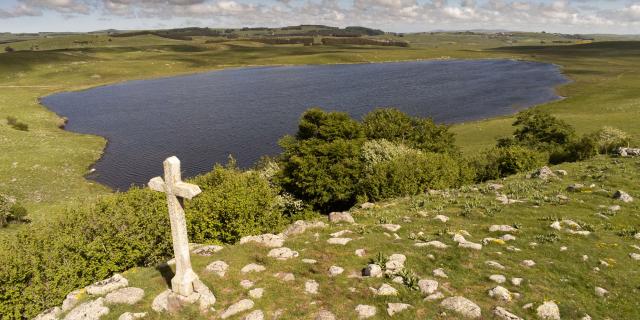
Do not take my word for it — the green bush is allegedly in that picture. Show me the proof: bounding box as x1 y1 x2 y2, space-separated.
511 109 575 148
0 187 172 319
471 145 547 181
185 163 289 244
566 134 599 162
6 116 29 131
358 149 467 201
362 108 458 154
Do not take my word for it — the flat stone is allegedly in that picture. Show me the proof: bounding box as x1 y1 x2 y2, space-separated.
118 312 147 320
241 263 266 273
380 224 401 232
485 260 506 270
536 301 560 320
440 296 481 319
63 298 109 320
425 240 449 249
240 234 284 248
459 241 483 250
434 215 449 222
418 279 438 295
267 247 299 260
328 265 344 277
493 307 523 320
221 299 254 319
433 268 448 278
34 307 62 320
330 230 352 237
305 280 319 294
387 303 412 316
355 304 377 318
489 225 518 233
249 288 264 299
86 274 128 296
370 283 398 296
302 258 317 264
273 272 295 281
489 274 506 283
192 244 224 256
243 310 264 320
328 211 355 224
326 237 352 245
104 287 145 305
488 285 512 302
205 260 229 277
521 260 536 267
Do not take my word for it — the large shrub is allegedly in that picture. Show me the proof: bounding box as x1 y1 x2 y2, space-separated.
471 145 547 181
362 108 458 154
0 188 172 319
511 109 575 148
186 163 289 244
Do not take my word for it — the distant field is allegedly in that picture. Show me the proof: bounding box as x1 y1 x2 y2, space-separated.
1 30 639 229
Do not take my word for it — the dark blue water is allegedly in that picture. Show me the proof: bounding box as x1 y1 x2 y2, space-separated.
42 60 568 190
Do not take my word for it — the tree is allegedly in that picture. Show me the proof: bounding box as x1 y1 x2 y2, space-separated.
512 109 575 148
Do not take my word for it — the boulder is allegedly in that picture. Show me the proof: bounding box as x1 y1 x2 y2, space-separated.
488 285 512 301
86 274 128 296
355 304 377 318
536 301 560 320
440 296 481 319
220 299 254 319
104 287 145 305
63 298 109 320
328 212 355 224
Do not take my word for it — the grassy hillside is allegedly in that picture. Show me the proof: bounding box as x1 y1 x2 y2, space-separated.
49 155 640 319
1 31 639 229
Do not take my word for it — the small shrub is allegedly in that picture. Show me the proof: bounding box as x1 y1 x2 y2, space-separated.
565 134 598 162
9 204 27 222
369 252 389 269
6 116 29 131
512 109 575 148
471 145 547 181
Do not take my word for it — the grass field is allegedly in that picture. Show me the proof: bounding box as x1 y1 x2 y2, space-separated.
53 155 640 319
1 31 640 230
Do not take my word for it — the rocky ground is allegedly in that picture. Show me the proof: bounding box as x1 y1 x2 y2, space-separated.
35 156 640 319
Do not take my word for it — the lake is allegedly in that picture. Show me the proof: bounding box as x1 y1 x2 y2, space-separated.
42 59 568 190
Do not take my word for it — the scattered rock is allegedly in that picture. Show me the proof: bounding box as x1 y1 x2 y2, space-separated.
267 247 299 260
387 303 412 316
221 299 254 319
241 263 266 273
489 225 518 233
63 298 109 320
493 307 523 320
240 280 254 289
385 254 406 273
489 274 506 283
370 283 398 296
418 279 438 295
485 260 506 270
459 241 483 250
249 288 264 299
521 260 536 267
488 183 504 190
302 258 317 264
305 280 319 294
273 272 295 281
328 212 355 224
355 305 377 319
595 286 609 297
328 266 344 277
425 292 445 301
536 301 560 320
282 220 326 236
433 268 448 278
326 238 352 245
86 274 128 296
355 249 366 257
630 253 640 260
118 312 147 320
614 190 633 203
240 234 284 248
104 287 144 305
192 244 224 256
34 307 62 320
511 278 523 286
315 309 336 320
488 285 512 301
440 296 481 319
206 260 229 277
424 240 449 249
434 215 449 222
566 183 585 192
243 310 264 320
363 264 383 277
532 166 557 180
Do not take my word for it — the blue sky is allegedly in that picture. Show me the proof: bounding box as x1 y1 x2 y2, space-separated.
0 0 638 34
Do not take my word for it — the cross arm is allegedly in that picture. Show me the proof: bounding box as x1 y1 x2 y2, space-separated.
148 176 201 199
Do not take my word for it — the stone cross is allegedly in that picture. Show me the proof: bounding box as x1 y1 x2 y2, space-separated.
149 156 202 297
